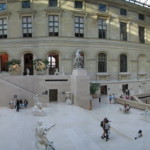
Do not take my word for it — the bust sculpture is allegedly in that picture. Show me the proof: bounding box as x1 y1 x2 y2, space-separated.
35 121 56 150
73 49 84 68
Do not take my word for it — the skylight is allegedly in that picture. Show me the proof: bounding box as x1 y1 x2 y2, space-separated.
123 0 150 8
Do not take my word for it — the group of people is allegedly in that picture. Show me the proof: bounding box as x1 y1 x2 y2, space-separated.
100 117 143 141
124 103 130 112
9 99 28 111
100 118 111 141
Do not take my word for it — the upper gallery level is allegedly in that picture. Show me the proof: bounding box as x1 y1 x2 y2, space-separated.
0 0 149 44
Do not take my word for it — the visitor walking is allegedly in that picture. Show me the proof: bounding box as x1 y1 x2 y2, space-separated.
100 118 107 139
99 95 101 103
109 95 112 104
104 119 111 141
16 99 20 112
24 99 28 108
135 130 143 140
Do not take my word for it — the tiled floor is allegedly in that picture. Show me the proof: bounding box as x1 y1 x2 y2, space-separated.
0 96 150 150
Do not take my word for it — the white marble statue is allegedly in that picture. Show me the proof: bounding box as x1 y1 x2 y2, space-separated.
141 106 150 115
61 66 65 75
35 121 56 150
73 49 84 68
26 68 30 75
33 94 45 116
54 68 59 75
65 92 72 105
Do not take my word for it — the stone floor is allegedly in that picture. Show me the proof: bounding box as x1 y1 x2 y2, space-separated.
0 96 150 150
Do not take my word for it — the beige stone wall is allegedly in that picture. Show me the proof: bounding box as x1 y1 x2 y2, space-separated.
0 0 149 97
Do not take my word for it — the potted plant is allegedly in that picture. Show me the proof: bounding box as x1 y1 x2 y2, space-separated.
7 59 21 75
33 59 49 74
90 83 100 98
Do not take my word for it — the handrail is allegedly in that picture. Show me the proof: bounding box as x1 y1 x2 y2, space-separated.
0 78 36 97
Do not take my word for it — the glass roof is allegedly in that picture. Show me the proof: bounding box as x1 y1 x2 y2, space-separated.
123 0 150 8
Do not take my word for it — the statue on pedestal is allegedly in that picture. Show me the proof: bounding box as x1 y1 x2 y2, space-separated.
33 94 45 116
65 92 72 105
35 121 56 150
73 49 84 69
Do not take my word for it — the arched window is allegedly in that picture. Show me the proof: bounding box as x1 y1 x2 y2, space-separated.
120 54 127 72
24 53 33 75
98 53 107 72
48 52 59 75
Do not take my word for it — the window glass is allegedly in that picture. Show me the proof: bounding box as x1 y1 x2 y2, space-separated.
22 0 31 8
120 22 127 41
139 26 145 43
120 8 127 16
0 3 6 11
48 15 59 36
99 4 106 12
98 19 107 39
75 1 83 8
139 13 144 20
49 0 57 7
120 54 127 72
98 53 107 72
74 16 84 38
22 16 32 38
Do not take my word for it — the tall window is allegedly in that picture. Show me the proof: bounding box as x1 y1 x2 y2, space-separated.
75 1 83 9
0 3 6 11
120 22 127 41
98 19 107 39
139 26 145 43
98 53 107 72
74 16 84 38
22 16 32 37
49 0 57 7
48 15 59 36
139 13 144 20
120 8 127 16
99 4 106 12
0 18 7 38
120 54 127 72
22 0 31 8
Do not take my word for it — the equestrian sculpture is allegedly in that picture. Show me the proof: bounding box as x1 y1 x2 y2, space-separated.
73 49 84 68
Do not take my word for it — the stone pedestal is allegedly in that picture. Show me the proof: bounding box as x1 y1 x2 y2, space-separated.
71 69 91 110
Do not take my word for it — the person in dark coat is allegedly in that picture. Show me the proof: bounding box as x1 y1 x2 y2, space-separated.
16 99 20 112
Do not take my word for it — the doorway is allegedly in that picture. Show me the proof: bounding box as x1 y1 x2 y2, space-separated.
24 53 33 75
101 85 107 95
122 84 128 93
0 53 8 72
49 89 58 102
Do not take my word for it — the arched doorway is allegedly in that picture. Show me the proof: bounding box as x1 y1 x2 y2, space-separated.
0 53 8 72
48 52 59 75
24 53 33 75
